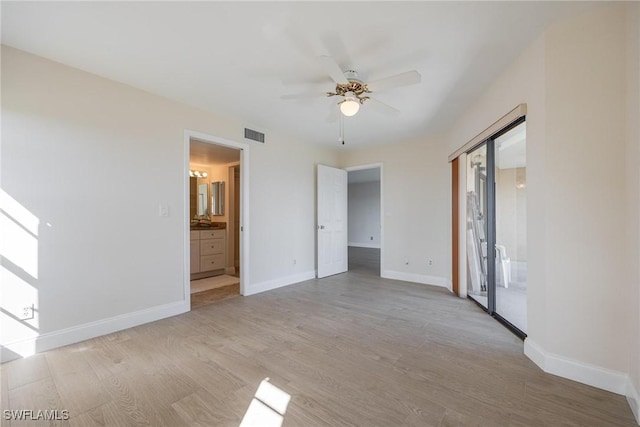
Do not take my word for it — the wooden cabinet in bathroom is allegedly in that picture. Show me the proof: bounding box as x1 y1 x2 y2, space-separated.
190 229 226 279
190 231 200 273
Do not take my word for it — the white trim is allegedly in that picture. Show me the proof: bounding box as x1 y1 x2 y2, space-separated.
448 103 527 161
184 130 250 298
522 339 547 371
344 163 384 277
627 377 640 425
524 338 629 395
244 271 315 296
344 163 382 172
1 301 188 363
382 270 451 290
348 242 381 249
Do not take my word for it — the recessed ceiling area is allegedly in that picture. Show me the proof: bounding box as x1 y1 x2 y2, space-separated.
190 139 240 166
1 2 593 147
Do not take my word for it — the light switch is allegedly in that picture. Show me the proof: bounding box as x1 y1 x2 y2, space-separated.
158 204 169 217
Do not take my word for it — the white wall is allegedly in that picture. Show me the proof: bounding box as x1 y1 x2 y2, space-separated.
340 136 451 289
348 181 381 248
0 46 338 361
448 2 638 408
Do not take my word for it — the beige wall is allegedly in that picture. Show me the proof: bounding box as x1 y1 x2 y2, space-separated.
449 26 548 345
626 1 640 414
543 2 629 372
339 135 451 287
1 45 338 359
449 3 638 400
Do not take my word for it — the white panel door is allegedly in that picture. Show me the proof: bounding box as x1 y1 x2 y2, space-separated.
317 164 348 278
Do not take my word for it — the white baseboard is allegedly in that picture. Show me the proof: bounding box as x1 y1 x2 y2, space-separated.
348 242 381 249
524 338 631 396
524 339 640 423
627 377 640 425
244 270 316 296
381 270 451 290
1 300 188 364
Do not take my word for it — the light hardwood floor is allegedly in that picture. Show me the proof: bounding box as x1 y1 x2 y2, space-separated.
1 253 636 426
191 283 241 309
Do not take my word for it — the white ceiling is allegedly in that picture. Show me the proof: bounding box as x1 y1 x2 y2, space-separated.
1 2 592 148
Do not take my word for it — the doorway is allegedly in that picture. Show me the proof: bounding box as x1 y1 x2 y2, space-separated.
316 163 383 279
185 131 249 309
465 119 527 336
346 165 382 278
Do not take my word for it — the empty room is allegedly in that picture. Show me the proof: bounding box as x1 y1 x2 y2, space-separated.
1 2 639 426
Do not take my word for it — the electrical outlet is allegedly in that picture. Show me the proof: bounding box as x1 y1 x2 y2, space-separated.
22 304 34 320
405 260 409 265
158 204 169 217
428 259 433 266
293 259 297 265
370 236 373 240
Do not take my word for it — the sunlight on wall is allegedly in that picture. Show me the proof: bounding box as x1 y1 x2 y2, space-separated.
0 189 40 359
0 191 39 279
0 267 39 357
239 378 291 427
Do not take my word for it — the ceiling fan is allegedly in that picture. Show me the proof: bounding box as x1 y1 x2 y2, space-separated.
282 55 421 118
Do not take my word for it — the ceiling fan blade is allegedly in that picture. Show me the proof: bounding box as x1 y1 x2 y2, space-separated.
367 97 401 116
320 34 352 71
367 70 421 92
280 92 324 100
325 102 339 123
318 55 349 85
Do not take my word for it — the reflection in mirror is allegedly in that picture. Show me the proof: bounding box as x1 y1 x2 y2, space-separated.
198 183 209 216
211 181 225 216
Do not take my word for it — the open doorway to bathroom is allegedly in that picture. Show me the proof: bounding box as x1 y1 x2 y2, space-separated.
189 138 241 309
346 165 382 278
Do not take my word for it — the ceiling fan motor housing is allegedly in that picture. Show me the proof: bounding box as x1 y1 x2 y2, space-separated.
327 70 371 102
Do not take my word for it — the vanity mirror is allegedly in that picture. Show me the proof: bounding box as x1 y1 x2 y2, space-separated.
211 181 225 216
197 183 209 216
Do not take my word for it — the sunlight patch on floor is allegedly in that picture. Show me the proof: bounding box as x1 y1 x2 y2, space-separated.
239 378 291 427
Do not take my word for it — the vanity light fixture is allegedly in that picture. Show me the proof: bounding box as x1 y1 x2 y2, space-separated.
189 170 208 178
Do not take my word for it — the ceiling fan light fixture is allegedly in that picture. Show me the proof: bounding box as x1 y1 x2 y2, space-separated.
340 92 360 117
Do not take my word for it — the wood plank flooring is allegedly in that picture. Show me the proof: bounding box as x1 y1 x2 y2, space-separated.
191 283 240 309
1 251 636 426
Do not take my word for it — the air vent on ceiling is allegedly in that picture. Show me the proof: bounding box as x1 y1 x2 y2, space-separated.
244 128 266 143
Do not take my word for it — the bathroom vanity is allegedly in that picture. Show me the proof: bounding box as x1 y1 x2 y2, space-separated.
190 225 226 279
